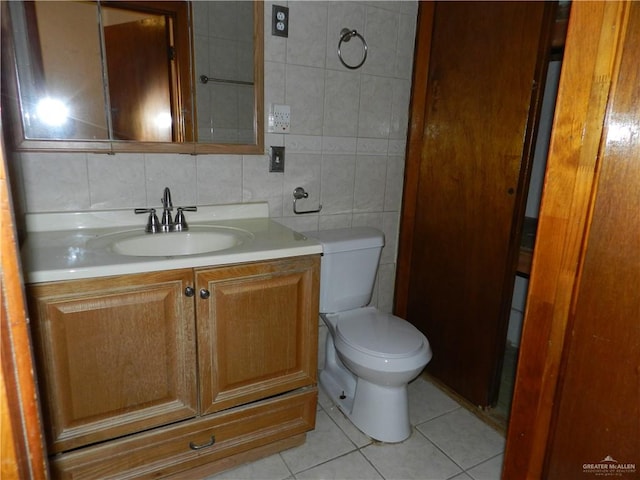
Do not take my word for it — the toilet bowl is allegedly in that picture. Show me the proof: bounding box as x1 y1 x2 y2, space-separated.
304 227 432 443
321 307 431 442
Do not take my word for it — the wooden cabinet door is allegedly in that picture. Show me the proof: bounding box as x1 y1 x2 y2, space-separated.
399 2 553 407
27 270 197 453
196 256 319 415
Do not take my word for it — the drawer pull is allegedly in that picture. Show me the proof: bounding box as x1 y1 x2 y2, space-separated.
189 435 216 450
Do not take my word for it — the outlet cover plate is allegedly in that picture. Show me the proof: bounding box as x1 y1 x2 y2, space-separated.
268 104 291 133
272 5 289 38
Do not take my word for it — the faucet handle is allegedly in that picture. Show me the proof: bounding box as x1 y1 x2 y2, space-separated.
134 208 161 233
161 208 174 231
174 206 197 231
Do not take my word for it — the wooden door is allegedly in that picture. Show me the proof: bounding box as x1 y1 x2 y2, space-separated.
397 2 554 406
543 2 640 476
195 257 319 415
104 14 173 141
502 2 639 477
27 270 198 454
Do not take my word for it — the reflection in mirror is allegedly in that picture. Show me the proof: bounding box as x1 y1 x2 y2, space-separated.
192 1 255 144
2 0 263 153
9 1 190 142
10 1 109 140
102 5 184 142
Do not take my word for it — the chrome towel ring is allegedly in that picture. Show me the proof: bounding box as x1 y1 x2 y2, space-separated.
337 28 368 70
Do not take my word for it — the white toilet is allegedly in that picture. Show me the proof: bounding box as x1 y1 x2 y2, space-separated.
304 227 432 443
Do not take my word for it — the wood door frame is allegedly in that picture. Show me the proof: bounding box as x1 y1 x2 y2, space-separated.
502 2 631 477
1 101 48 480
394 2 434 319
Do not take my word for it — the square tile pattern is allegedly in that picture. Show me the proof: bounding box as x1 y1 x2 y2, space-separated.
207 376 505 480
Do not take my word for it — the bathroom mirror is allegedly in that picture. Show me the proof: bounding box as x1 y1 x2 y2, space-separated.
1 0 264 154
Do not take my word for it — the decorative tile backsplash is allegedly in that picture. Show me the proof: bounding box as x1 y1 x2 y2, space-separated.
13 1 418 312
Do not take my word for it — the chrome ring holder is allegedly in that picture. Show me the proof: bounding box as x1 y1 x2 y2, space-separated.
337 28 368 70
293 187 322 214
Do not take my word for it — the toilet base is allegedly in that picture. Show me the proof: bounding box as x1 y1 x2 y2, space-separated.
320 336 412 443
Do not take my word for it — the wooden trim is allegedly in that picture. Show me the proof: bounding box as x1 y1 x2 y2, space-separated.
1 117 48 477
394 1 434 318
502 2 630 478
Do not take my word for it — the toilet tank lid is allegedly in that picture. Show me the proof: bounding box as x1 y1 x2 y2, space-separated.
302 227 384 253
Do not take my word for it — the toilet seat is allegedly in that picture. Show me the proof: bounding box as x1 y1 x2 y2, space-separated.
335 307 425 359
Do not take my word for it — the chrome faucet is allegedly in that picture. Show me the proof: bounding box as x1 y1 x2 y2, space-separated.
161 187 173 231
134 187 197 233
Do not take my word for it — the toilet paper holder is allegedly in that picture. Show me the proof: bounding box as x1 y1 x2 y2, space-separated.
293 187 322 214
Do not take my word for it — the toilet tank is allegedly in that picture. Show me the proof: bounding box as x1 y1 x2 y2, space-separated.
304 227 384 313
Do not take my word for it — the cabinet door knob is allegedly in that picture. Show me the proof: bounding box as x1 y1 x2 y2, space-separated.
184 286 195 297
199 288 211 299
189 435 215 450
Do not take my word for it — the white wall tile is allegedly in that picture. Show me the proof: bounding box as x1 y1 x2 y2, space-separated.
21 152 90 212
319 213 352 230
144 154 197 207
88 153 146 209
323 69 361 137
286 2 328 68
384 155 405 212
361 5 398 77
196 155 243 205
242 154 284 217
354 155 387 212
322 136 357 154
396 12 418 79
284 134 323 154
356 137 388 155
320 154 356 214
377 262 396 313
390 78 412 139
276 214 318 233
357 75 394 138
285 65 326 135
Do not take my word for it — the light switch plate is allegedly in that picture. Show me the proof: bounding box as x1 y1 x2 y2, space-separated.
268 104 291 133
270 146 285 172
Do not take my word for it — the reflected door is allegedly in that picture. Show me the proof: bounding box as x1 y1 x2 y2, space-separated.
104 15 173 141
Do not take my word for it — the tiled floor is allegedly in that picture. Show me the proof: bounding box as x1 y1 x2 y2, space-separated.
207 375 506 480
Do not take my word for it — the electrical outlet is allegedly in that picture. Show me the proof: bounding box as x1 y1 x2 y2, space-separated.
272 5 289 38
268 104 291 133
270 146 285 172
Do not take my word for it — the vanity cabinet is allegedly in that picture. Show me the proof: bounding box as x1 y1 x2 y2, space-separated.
27 255 319 479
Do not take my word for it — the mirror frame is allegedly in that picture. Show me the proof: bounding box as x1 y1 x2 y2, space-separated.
1 1 264 155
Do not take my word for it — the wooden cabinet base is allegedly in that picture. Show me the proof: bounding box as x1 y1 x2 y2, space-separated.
51 388 317 479
163 434 306 480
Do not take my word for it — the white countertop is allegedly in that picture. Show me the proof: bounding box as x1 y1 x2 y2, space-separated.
21 202 322 284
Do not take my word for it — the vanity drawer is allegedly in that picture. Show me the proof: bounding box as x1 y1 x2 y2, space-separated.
51 388 317 479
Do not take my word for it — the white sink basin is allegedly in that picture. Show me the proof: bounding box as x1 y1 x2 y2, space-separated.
90 226 253 257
